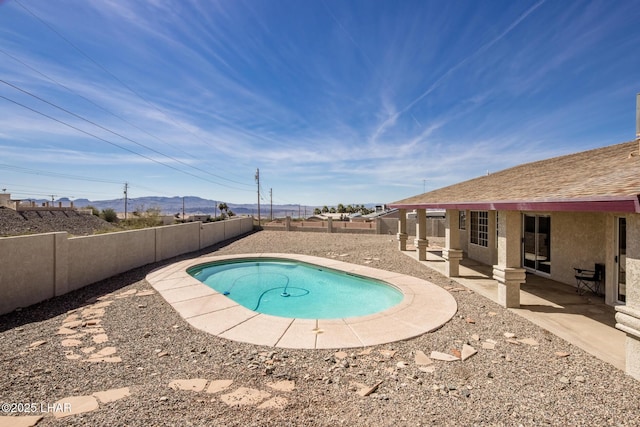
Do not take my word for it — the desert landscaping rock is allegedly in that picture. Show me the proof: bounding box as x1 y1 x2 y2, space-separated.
2 231 640 426
414 350 433 365
461 344 477 361
430 351 459 362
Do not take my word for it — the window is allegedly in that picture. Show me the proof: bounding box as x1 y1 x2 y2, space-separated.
470 211 488 247
459 211 466 230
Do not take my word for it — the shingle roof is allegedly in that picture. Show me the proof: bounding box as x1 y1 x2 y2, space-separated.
390 140 640 213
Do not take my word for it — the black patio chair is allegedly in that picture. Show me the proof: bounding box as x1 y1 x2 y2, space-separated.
574 263 604 295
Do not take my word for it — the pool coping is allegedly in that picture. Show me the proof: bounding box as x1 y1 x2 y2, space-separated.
146 253 457 349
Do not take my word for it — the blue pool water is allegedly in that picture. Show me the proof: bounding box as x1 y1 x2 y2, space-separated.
188 258 403 319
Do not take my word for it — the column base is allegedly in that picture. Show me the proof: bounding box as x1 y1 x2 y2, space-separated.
492 266 526 308
616 306 640 380
397 233 408 251
443 249 463 277
414 238 428 261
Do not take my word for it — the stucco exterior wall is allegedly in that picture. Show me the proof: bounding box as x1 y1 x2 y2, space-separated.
549 211 607 288
466 211 497 266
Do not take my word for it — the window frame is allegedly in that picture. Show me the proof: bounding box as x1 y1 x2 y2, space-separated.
470 210 488 247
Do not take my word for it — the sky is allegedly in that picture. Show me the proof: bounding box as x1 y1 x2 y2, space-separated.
1 0 639 207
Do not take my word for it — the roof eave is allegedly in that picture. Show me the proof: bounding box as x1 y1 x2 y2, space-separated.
389 196 640 213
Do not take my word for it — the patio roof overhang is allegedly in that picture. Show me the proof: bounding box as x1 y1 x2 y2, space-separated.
389 195 640 213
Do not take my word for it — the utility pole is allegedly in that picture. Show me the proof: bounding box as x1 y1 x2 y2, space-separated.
255 168 261 225
123 182 128 220
182 196 185 221
269 188 273 221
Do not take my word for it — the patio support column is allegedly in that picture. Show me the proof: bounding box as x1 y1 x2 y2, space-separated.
397 209 408 251
616 215 640 380
492 210 526 308
443 209 463 277
414 208 428 261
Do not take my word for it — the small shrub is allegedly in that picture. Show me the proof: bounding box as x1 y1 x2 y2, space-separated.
101 208 118 223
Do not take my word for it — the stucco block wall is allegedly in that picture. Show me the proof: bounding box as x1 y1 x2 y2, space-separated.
68 228 157 291
0 233 61 314
550 212 606 287
156 222 201 260
201 221 225 247
0 217 252 315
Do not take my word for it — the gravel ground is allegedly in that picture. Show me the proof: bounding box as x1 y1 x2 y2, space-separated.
0 208 116 237
1 231 639 426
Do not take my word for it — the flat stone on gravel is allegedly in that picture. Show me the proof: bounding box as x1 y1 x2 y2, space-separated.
28 340 46 349
52 395 99 418
430 351 459 361
169 379 208 392
92 334 109 344
92 387 131 403
266 380 295 392
258 396 288 409
0 415 43 427
519 338 539 346
220 387 271 406
206 379 234 394
414 350 433 365
461 344 477 361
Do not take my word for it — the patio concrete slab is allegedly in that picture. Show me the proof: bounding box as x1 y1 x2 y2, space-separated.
275 318 318 349
403 249 625 370
147 253 457 349
187 306 259 335
219 314 294 347
172 294 238 319
160 284 217 304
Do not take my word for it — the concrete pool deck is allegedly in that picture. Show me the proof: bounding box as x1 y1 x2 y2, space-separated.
146 253 457 349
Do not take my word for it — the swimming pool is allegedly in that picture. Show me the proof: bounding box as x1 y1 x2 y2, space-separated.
188 259 403 319
147 253 457 349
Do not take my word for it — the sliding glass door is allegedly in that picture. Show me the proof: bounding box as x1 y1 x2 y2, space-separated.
523 214 551 274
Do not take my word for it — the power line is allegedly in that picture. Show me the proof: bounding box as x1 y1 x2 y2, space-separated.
0 164 172 199
0 93 252 192
14 0 252 185
0 47 252 188
0 163 122 184
1 79 252 190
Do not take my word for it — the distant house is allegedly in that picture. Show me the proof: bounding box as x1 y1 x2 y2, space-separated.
389 131 640 380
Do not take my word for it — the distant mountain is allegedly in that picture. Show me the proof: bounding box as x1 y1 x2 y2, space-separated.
61 196 317 218
30 196 384 218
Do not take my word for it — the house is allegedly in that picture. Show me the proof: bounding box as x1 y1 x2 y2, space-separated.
388 96 640 380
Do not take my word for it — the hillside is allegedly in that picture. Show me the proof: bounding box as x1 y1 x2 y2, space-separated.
0 207 117 237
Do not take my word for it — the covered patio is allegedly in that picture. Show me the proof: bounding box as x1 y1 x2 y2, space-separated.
388 138 640 380
401 243 625 370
